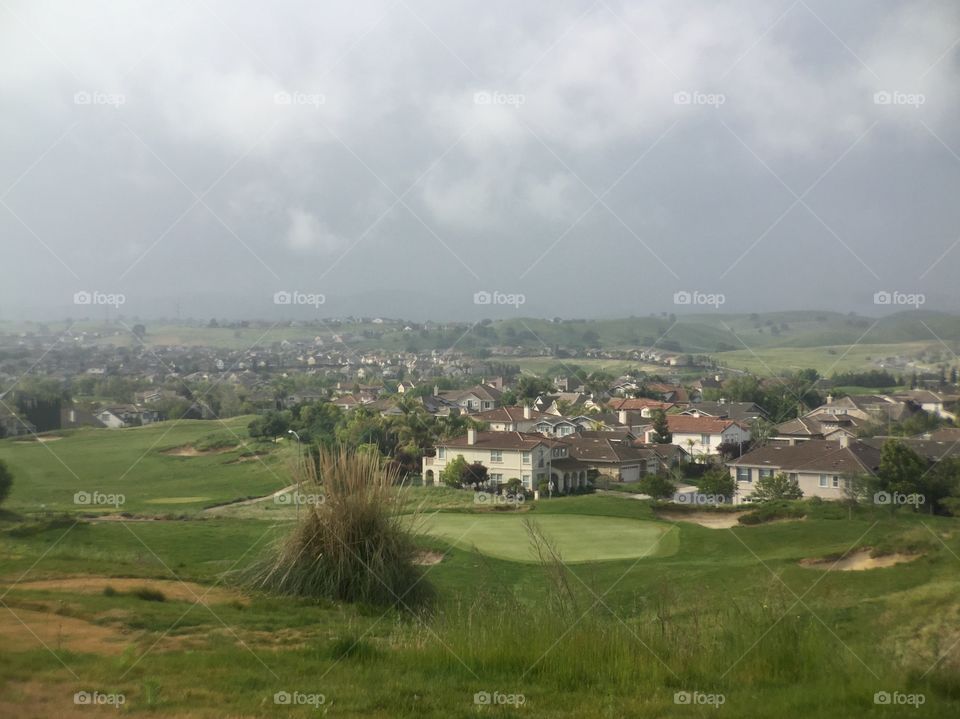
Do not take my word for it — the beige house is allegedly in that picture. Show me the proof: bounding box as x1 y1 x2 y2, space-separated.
643 415 750 458
728 437 881 503
473 405 548 432
423 429 588 492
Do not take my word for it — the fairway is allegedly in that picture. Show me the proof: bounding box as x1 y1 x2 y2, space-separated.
419 512 679 562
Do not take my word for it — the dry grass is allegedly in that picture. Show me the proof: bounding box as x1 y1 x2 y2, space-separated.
243 446 431 607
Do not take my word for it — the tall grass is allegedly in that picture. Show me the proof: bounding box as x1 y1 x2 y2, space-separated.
244 446 431 607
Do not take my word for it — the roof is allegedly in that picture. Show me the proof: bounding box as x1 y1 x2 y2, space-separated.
681 401 768 421
860 437 960 463
439 431 559 451
559 435 650 464
606 398 674 412
730 439 881 475
661 415 747 434
474 406 547 423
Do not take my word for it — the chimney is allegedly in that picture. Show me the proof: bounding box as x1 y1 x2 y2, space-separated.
826 394 833 404
467 428 476 445
523 405 532 419
839 434 849 448
719 397 726 405
433 384 439 397
618 409 628 425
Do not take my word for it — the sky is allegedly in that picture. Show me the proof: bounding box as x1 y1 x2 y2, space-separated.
1 0 959 322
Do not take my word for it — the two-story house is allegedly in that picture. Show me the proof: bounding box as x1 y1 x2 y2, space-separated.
423 430 587 492
643 415 750 458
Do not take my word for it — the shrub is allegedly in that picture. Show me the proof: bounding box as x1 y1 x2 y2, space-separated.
244 445 430 607
131 587 167 602
0 459 12 506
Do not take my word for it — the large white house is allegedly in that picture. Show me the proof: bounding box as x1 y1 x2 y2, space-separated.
422 429 588 492
643 415 750 458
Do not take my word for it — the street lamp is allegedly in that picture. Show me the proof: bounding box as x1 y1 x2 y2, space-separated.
288 429 302 520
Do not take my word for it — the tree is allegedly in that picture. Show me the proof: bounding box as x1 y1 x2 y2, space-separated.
638 473 675 500
750 472 803 502
132 323 147 339
878 439 927 498
440 455 468 487
0 460 12 506
698 467 735 502
651 409 672 444
462 462 489 489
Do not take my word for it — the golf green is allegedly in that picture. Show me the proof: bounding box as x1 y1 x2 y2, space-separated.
418 513 679 563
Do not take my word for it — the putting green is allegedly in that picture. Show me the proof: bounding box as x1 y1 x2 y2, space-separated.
419 513 679 563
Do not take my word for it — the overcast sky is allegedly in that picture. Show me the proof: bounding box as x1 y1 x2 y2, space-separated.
1 0 958 321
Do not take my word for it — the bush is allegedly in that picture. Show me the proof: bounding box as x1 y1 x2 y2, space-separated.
739 502 806 525
244 446 430 607
131 587 167 602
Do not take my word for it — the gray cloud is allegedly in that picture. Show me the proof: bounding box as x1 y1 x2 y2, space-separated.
1 0 958 321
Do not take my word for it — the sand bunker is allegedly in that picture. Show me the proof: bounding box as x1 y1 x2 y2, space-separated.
800 548 921 571
656 511 746 529
7 577 245 605
414 550 445 566
14 435 63 443
162 444 238 457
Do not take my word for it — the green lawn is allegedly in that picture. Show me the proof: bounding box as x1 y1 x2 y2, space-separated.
418 511 679 562
0 418 288 515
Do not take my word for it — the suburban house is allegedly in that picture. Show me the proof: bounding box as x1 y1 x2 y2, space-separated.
774 413 859 443
438 384 503 413
559 433 675 482
474 405 548 432
893 390 959 420
643 415 751 458
606 398 675 417
728 437 881 503
423 429 587 492
774 394 920 442
95 404 160 429
680 400 768 423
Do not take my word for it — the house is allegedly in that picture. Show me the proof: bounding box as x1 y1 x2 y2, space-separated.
643 415 750 458
680 401 768 423
331 394 361 411
774 394 920 442
397 381 415 394
606 398 675 417
95 405 160 429
60 407 106 429
559 433 658 482
728 437 881 503
474 405 548 432
423 430 587 492
892 390 958 421
439 384 503 413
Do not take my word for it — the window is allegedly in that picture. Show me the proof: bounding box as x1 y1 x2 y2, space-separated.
700 434 710 445
522 474 531 489
737 467 752 483
438 447 445 459
819 474 828 487
789 473 798 481
832 476 840 488
759 468 774 479
490 473 503 483
522 451 531 464
538 455 545 468
490 450 503 463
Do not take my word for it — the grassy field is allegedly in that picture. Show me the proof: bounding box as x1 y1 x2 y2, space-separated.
0 418 289 515
712 341 943 376
2 422 960 716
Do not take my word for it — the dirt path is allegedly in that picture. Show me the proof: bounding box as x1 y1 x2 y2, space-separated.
6 577 245 604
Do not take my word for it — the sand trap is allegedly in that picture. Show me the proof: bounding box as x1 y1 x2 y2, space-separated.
13 435 63 443
0 607 131 655
800 548 921 571
7 577 245 605
162 444 238 457
414 550 445 566
656 511 746 529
